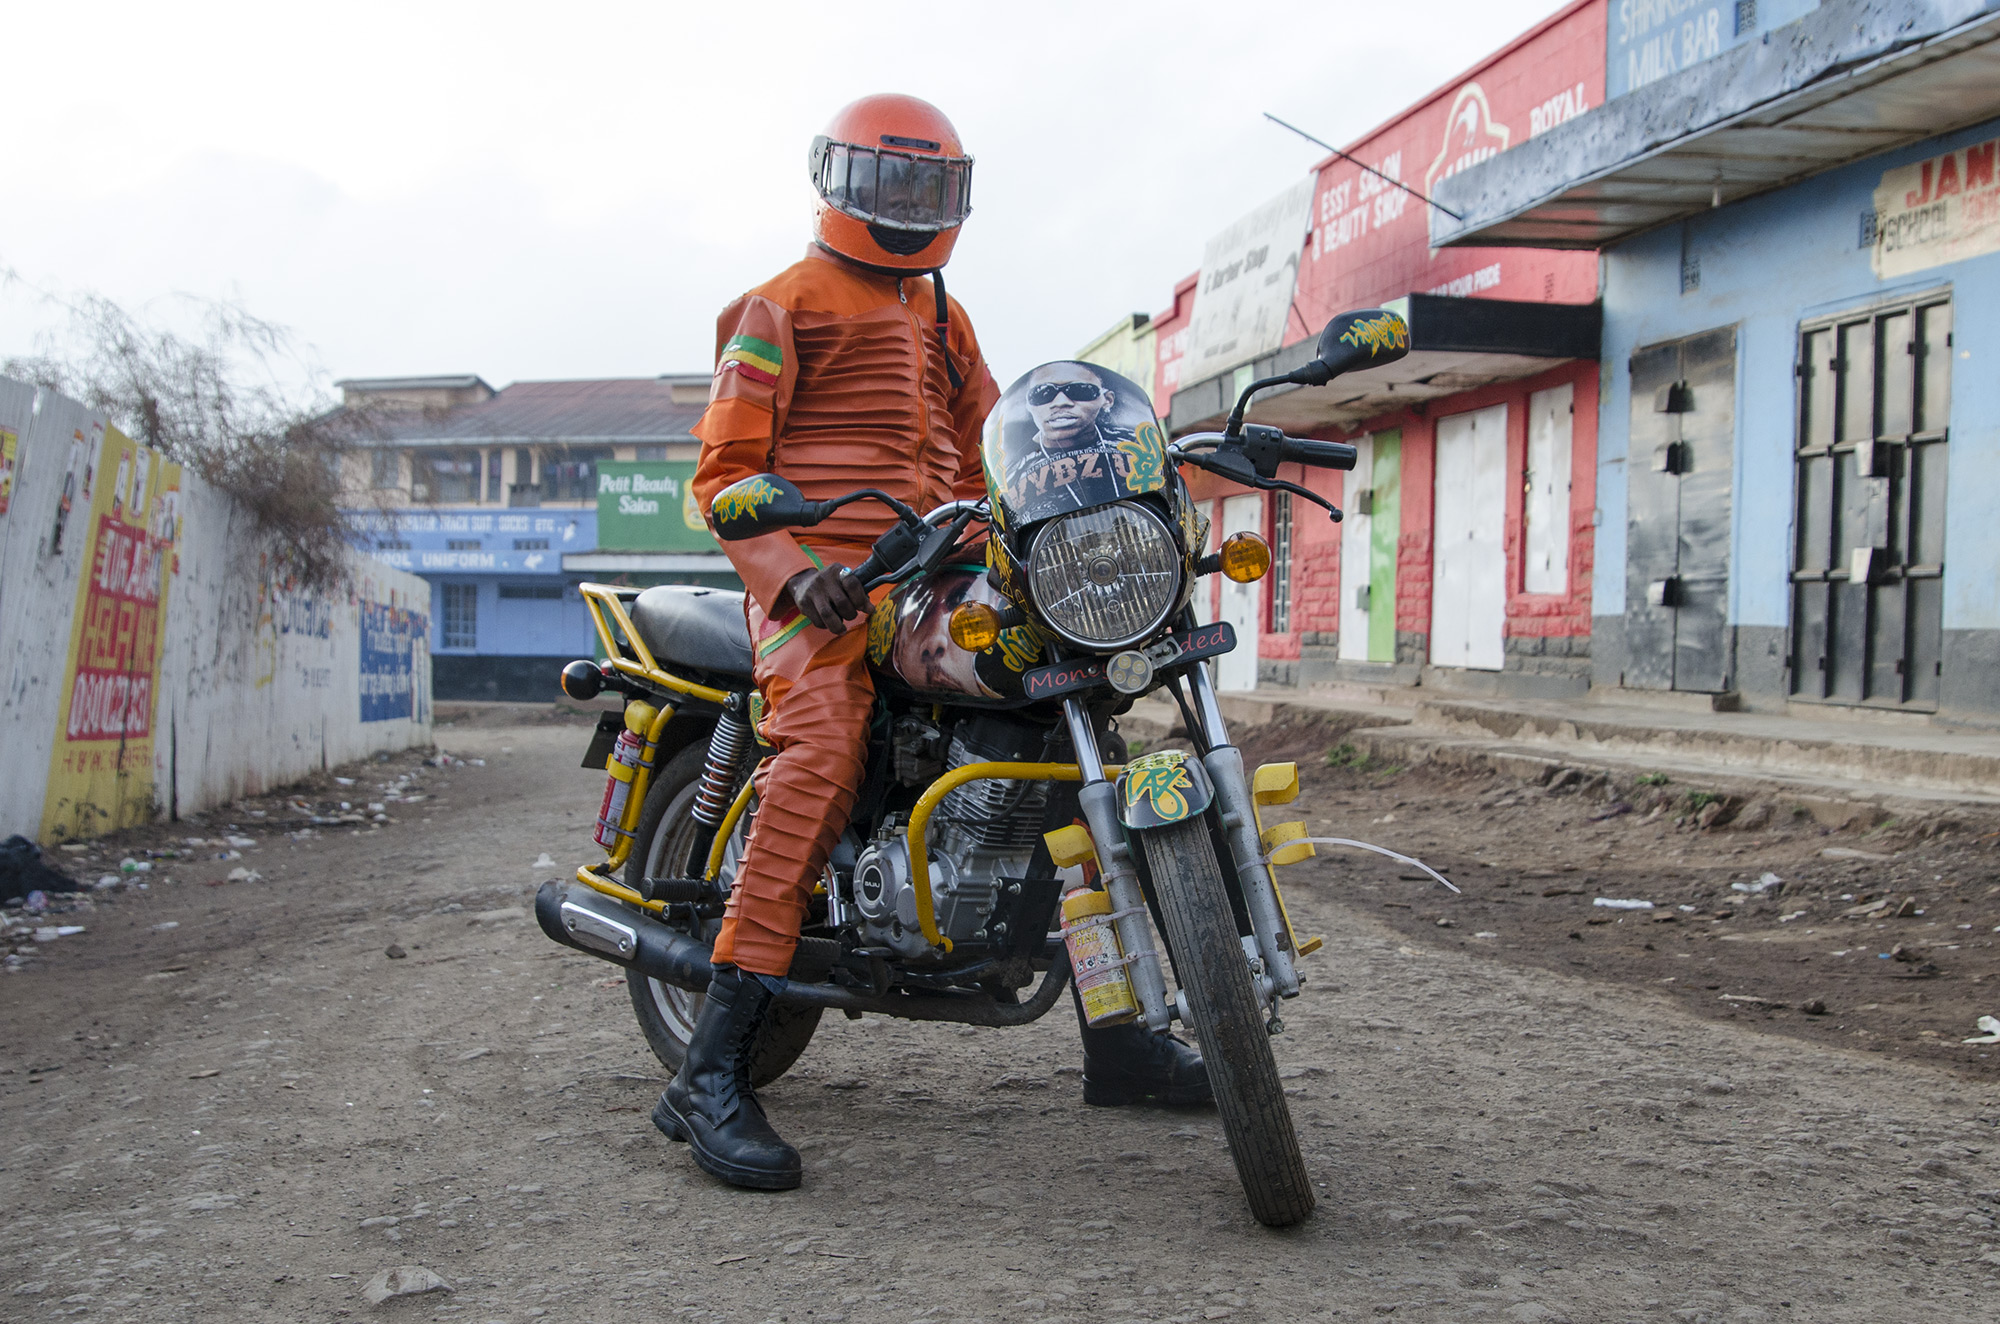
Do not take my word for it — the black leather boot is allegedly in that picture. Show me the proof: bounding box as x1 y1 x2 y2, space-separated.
652 965 802 1190
1072 985 1214 1107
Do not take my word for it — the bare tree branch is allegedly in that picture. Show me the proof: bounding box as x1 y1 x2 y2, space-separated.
2 276 380 589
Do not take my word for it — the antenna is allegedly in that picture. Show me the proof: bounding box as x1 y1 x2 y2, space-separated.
1263 112 1463 221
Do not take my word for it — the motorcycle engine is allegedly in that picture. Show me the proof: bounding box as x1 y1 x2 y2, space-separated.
850 715 1050 960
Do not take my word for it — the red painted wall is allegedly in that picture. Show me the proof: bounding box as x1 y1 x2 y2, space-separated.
1158 1 1608 681
1372 361 1598 644
1289 0 1606 335
1149 274 1200 410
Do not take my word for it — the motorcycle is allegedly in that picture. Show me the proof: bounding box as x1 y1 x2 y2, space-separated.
537 308 1412 1227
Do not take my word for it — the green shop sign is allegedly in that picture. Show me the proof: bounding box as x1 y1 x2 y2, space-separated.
595 462 718 552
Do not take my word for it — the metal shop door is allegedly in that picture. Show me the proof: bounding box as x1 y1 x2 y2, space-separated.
1625 327 1736 692
1432 405 1507 671
1216 493 1263 691
1340 430 1402 663
1790 296 1951 709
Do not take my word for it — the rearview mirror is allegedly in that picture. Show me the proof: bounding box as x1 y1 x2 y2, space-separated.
1290 309 1411 386
709 473 823 541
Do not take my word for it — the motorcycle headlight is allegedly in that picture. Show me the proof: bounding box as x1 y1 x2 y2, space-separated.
1026 502 1182 650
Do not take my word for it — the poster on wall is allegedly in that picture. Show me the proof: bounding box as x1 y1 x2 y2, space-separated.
1872 137 2000 280
0 424 17 516
1180 178 1317 388
48 423 100 558
359 596 431 723
41 425 183 841
595 461 719 552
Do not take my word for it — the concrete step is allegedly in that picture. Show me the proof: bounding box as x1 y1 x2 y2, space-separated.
1341 723 1994 827
1398 696 2000 800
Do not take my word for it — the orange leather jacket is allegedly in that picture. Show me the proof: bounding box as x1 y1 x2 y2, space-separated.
691 246 1002 614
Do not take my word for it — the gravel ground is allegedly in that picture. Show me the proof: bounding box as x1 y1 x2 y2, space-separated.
2 717 1997 1323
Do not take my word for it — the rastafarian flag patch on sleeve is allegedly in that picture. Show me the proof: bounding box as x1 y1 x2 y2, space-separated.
719 334 783 386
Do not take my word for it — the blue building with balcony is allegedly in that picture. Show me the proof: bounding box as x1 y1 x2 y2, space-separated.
336 373 739 701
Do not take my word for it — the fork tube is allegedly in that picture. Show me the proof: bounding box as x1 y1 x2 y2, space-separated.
1063 698 1171 1030
1186 665 1302 999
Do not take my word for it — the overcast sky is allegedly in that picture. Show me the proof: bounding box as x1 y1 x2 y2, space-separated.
6 0 1566 397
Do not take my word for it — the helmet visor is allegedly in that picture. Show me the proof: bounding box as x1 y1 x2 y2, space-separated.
811 137 973 231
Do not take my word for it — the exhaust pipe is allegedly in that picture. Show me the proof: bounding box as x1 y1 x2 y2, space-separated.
535 879 1072 1026
535 879 715 992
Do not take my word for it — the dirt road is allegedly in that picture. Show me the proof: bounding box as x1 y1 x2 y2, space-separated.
3 716 1997 1322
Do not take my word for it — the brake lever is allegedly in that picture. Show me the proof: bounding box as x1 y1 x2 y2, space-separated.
1174 446 1343 522
1266 477 1342 522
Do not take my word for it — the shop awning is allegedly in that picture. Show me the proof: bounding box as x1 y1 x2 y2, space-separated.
1430 0 2000 250
1166 294 1599 436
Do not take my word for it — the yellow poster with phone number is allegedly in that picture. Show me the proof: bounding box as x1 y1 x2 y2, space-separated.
40 424 183 841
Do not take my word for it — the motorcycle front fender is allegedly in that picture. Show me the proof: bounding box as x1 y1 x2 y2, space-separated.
1115 749 1216 831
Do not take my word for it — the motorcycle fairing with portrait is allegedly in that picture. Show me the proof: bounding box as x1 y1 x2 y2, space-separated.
539 307 1412 1228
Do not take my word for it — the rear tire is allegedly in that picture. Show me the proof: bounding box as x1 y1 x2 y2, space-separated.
1142 817 1315 1228
622 743 820 1087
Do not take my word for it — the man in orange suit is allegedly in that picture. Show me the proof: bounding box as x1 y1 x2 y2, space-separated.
659 95 1206 1193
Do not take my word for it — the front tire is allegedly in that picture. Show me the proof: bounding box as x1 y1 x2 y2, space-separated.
622 742 820 1087
1142 817 1315 1227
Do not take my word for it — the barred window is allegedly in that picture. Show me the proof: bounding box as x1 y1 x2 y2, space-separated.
486 450 503 503
370 449 401 489
513 538 550 551
540 447 610 503
446 539 482 551
1269 491 1294 633
442 584 478 649
499 584 563 600
425 451 481 503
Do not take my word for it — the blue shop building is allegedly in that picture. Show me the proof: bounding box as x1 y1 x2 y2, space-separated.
1434 0 2000 721
336 373 738 701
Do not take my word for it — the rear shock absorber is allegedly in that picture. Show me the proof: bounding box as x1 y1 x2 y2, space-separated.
692 693 756 828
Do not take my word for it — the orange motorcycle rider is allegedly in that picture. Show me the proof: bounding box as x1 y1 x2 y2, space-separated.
659 94 1210 1191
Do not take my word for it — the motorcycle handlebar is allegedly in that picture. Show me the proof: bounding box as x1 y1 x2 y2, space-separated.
1173 430 1359 473
1279 436 1359 471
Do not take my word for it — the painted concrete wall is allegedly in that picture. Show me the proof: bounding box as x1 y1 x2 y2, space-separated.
1595 114 2000 708
0 378 433 841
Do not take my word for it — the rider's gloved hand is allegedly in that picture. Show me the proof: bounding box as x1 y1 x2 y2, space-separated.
783 566 871 636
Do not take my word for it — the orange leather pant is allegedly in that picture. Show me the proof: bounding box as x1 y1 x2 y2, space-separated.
710 574 884 977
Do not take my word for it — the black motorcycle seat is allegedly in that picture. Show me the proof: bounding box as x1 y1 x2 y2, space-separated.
628 585 754 679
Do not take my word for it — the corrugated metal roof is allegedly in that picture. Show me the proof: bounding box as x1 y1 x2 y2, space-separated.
1431 0 2000 250
349 377 710 446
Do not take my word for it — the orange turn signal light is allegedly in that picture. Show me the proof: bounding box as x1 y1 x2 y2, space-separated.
1220 531 1272 583
949 602 1002 652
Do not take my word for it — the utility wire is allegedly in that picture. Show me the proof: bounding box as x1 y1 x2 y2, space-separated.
1263 112 1463 221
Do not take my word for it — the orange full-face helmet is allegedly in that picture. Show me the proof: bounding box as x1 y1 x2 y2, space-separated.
809 94 973 274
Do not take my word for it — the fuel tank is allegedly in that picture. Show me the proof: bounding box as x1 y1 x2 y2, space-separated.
864 565 1045 702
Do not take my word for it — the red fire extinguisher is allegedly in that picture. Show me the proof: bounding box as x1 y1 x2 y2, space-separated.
593 729 645 849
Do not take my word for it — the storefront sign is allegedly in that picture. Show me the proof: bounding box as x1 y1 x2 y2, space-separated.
1181 178 1317 385
42 425 182 841
596 461 718 552
1606 1 1819 100
1299 0 1606 335
1871 137 2000 280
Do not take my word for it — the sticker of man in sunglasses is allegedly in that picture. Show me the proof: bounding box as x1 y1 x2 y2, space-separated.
1025 361 1130 453
996 360 1149 509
